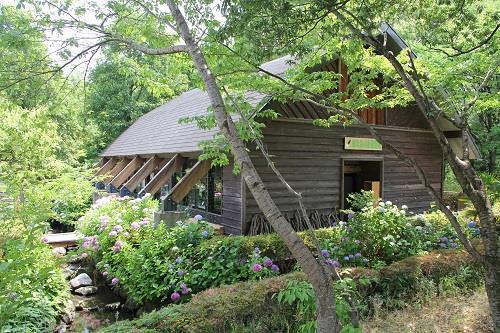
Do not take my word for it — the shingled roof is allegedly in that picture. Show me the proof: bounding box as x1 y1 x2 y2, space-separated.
101 55 295 157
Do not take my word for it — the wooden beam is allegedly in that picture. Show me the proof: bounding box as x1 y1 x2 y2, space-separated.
138 154 185 196
168 160 211 203
120 156 163 196
108 157 144 192
95 158 116 177
103 158 131 185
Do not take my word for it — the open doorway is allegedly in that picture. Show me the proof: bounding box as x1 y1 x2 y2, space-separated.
342 159 383 209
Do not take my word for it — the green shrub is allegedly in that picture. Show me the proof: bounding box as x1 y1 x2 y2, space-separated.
99 248 481 333
0 240 70 332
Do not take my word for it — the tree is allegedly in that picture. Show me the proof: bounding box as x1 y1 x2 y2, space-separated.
217 0 499 329
84 47 196 159
16 0 342 331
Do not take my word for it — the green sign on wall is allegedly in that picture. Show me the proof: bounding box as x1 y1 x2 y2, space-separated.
344 137 382 151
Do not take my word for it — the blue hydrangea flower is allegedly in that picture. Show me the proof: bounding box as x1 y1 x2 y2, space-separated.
194 214 203 221
467 221 476 228
201 230 209 237
321 249 330 258
175 257 183 264
344 256 350 261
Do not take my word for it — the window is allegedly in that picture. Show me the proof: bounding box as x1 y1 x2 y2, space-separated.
182 160 223 215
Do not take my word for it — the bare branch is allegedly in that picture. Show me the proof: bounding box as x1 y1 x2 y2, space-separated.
106 35 187 55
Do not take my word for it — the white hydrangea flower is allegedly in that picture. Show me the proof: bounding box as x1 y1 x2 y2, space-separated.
401 205 408 210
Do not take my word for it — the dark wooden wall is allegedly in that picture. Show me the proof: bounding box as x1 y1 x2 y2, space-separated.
242 119 442 233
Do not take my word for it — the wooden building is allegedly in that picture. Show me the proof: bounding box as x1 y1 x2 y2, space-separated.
96 25 479 235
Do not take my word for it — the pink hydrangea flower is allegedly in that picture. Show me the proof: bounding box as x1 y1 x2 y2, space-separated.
252 264 263 272
111 277 119 286
81 252 88 258
41 236 49 243
131 222 140 230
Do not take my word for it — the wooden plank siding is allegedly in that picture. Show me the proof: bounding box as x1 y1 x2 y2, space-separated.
243 119 442 233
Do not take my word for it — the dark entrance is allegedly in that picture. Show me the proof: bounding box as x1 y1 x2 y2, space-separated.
342 159 383 209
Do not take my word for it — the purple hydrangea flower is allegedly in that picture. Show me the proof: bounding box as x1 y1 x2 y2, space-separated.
321 249 330 258
113 225 123 232
82 241 90 249
347 212 355 219
252 264 263 272
177 270 184 277
139 218 150 226
271 264 280 272
170 292 181 301
441 237 449 243
113 240 123 253
180 283 189 295
102 271 108 277
111 277 119 286
175 257 183 264
109 230 118 237
354 252 362 258
450 242 458 249
263 258 273 267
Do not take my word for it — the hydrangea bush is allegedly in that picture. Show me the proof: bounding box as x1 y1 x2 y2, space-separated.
76 195 281 305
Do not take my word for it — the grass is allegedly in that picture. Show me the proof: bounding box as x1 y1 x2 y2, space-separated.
361 287 493 333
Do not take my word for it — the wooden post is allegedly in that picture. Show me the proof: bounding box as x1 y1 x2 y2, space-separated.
167 159 211 203
107 157 143 193
120 156 163 197
138 154 185 197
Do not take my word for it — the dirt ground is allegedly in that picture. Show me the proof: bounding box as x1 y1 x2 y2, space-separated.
362 288 493 333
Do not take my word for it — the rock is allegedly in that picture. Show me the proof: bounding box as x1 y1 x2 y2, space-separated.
123 297 139 311
67 255 82 264
60 300 75 324
70 273 93 289
56 323 67 333
52 247 67 256
74 286 98 296
62 264 81 280
104 302 121 311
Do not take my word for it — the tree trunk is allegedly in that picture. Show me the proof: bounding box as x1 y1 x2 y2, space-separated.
489 149 496 174
165 1 340 331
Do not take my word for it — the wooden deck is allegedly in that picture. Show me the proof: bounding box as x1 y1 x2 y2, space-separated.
45 232 79 248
